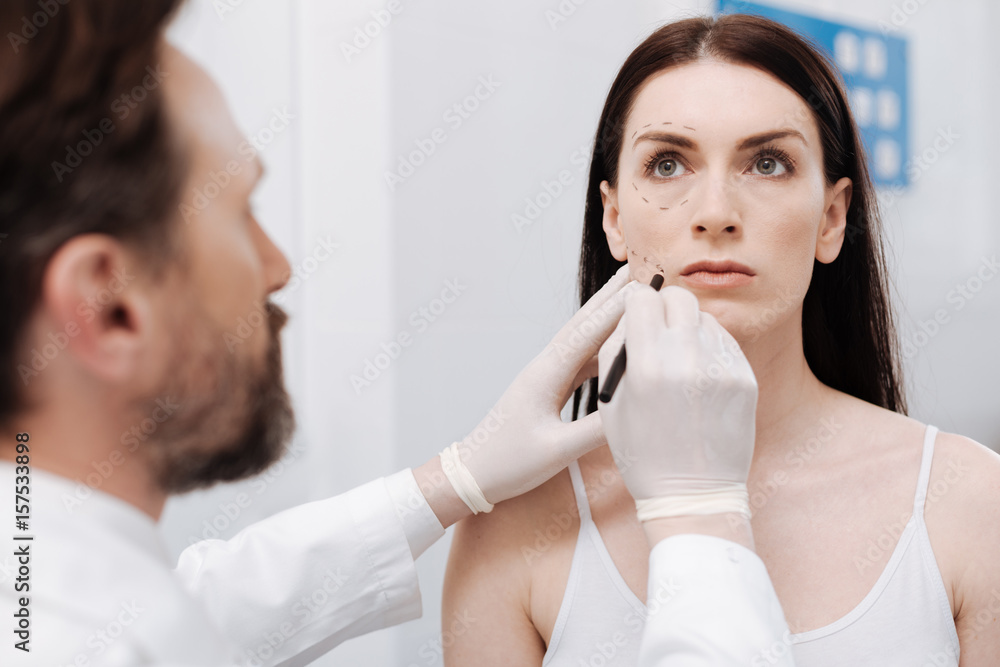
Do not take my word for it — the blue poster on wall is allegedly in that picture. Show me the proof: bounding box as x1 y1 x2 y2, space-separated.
716 0 910 188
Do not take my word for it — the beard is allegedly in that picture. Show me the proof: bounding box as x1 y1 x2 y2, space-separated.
133 299 296 494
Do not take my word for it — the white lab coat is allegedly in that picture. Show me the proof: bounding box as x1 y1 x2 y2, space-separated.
0 462 792 666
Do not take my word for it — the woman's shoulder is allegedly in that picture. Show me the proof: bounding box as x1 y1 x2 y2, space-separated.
450 464 579 566
924 425 1000 546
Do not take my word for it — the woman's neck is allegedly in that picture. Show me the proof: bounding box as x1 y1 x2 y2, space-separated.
740 315 833 462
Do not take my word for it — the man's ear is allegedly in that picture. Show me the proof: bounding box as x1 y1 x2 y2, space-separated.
816 177 852 264
600 180 628 261
40 235 153 383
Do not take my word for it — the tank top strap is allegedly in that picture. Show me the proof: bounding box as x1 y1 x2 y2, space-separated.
913 424 939 517
567 460 592 523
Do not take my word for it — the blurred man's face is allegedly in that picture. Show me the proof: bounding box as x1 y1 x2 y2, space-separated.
135 43 295 492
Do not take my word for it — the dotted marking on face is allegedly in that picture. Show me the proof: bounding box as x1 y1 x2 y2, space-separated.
680 199 688 206
642 123 652 128
632 182 638 191
659 206 669 211
683 125 696 131
661 121 672 125
631 130 638 139
642 197 649 203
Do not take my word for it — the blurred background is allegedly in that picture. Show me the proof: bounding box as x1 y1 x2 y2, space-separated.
162 0 1000 664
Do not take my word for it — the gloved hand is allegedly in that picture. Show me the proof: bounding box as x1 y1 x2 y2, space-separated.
453 265 636 506
597 284 758 519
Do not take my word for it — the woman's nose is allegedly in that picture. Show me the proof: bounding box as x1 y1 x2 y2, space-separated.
687 175 743 238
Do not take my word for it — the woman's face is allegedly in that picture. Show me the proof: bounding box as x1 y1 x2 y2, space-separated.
601 59 851 345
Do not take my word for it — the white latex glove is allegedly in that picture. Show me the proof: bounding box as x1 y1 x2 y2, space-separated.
457 265 637 504
597 284 758 512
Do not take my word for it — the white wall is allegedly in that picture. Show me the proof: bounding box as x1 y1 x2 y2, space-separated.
161 1 1000 665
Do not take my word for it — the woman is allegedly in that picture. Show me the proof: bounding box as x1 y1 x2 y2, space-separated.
443 14 1000 666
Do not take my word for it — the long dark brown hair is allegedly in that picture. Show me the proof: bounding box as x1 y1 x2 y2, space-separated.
573 14 906 419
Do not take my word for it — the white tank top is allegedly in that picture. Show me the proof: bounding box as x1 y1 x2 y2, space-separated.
541 424 960 667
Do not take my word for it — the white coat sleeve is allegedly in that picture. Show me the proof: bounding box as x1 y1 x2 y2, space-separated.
173 469 445 667
638 534 795 667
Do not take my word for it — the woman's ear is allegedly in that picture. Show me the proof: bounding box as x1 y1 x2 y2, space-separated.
816 176 852 264
600 180 628 261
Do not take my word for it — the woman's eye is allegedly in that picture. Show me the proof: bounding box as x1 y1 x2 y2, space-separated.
753 156 786 176
654 159 685 178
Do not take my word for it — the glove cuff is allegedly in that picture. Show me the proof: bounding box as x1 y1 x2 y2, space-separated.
440 442 495 514
635 483 750 521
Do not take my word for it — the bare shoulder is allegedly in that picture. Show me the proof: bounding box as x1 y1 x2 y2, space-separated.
445 466 578 602
925 428 1000 547
449 466 576 563
924 430 1000 584
443 468 579 662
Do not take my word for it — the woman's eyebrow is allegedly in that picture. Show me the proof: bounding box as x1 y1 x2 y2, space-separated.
737 129 807 150
632 131 696 150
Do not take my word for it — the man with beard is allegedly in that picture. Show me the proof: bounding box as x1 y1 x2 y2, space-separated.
0 2 792 666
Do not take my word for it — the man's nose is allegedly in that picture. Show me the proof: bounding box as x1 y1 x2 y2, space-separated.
252 218 292 293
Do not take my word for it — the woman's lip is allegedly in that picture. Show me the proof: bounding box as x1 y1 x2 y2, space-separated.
680 271 754 288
